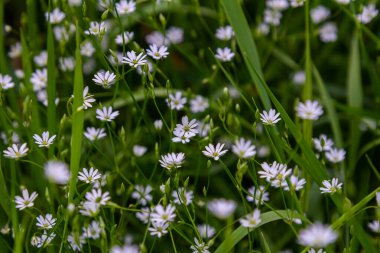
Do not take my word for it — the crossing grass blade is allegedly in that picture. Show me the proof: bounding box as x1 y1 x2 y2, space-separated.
0 156 10 216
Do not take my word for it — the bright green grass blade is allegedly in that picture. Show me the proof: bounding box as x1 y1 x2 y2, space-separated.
215 210 302 253
0 0 5 72
221 0 271 109
0 156 10 216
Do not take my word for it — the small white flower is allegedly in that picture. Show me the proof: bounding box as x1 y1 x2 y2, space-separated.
85 188 111 206
150 204 176 223
335 0 350 4
190 95 209 113
308 249 326 253
202 143 228 161
82 221 102 239
215 47 235 62
197 224 216 239
264 8 282 26
80 86 96 110
136 207 150 224
115 31 134 45
80 41 95 57
215 25 234 41
30 68 47 91
33 51 48 67
33 131 56 148
84 127 107 141
15 188 38 210
133 145 147 157
357 4 378 24
267 0 289 10
159 152 185 170
313 134 334 152
45 8 65 24
239 209 261 228
96 106 119 122
122 50 147 68
166 91 187 110
325 148 346 163
172 187 194 206
319 22 337 43
154 119 163 130
93 71 117 88
246 186 269 205
85 21 107 36
79 201 101 217
145 31 167 47
8 42 22 58
115 0 136 15
190 237 210 253
207 199 237 219
148 220 169 238
376 192 380 206
367 220 380 233
172 116 199 143
260 109 281 125
320 178 342 194
0 74 15 90
310 6 330 24
131 185 153 206
232 138 256 159
44 160 70 184
292 71 305 85
3 143 28 159
298 223 338 248
36 213 56 230
166 26 184 44
78 167 102 184
59 57 75 72
296 100 323 120
147 44 169 60
67 232 85 251
282 175 306 191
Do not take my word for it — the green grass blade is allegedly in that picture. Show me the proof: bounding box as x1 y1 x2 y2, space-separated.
215 210 302 253
221 0 271 109
0 0 5 71
47 6 57 139
0 156 10 216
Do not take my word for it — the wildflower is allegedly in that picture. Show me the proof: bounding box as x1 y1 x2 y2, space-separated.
8 42 22 58
190 237 210 253
122 50 147 68
292 71 305 85
320 178 342 194
80 41 95 57
137 60 154 75
172 187 194 206
190 95 209 113
325 148 346 163
115 0 136 15
84 127 107 141
313 134 334 152
335 0 350 4
85 21 107 36
147 44 169 60
310 6 330 24
260 109 281 125
319 22 337 43
0 74 14 90
15 188 38 210
145 31 167 47
59 57 75 71
3 143 29 159
308 249 326 253
33 131 56 148
96 106 119 122
246 186 269 205
202 143 228 161
357 4 378 24
78 167 102 184
215 47 235 62
159 152 185 170
258 161 292 188
154 119 163 130
232 138 256 159
367 220 380 233
172 116 199 143
136 207 150 224
115 31 134 45
131 185 153 206
85 188 111 205
148 220 169 238
80 86 96 110
82 221 102 239
150 204 176 223
133 145 147 157
79 201 101 217
267 0 289 10
67 232 85 251
92 70 117 88
33 231 56 248
30 68 47 91
34 51 48 67
166 26 184 44
45 8 65 24
376 192 380 206
207 199 237 219
197 224 216 239
166 91 187 110
264 8 282 26
44 161 70 184
215 25 234 41
282 175 306 191
296 100 323 120
240 209 262 228
298 223 338 248
36 213 56 230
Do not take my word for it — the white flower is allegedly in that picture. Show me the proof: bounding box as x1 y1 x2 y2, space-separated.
0 74 15 90
310 6 330 24
335 0 350 4
85 188 111 205
8 42 22 58
264 8 282 26
367 220 380 233
80 41 95 57
45 8 65 24
319 22 337 43
258 161 292 188
147 44 169 60
59 57 75 72
84 127 107 141
93 70 117 88
67 232 85 251
33 131 56 148
357 4 378 24
148 220 169 238
154 119 163 130
82 221 102 239
325 148 346 163
150 204 176 223
215 47 235 62
115 31 134 45
78 167 102 184
15 188 38 210
215 25 234 41
260 109 281 125
282 175 306 191
197 224 216 239
131 185 153 206
166 26 184 44
172 116 199 143
296 100 323 120
172 187 194 206
122 50 147 68
145 31 167 47
3 143 28 159
246 185 269 205
239 209 261 228
85 21 107 36
190 95 209 113
313 134 334 152
232 138 256 159
202 143 228 161
136 207 150 224
320 178 342 194
30 68 47 91
267 0 289 11
298 223 338 248
33 230 56 248
166 91 187 110
96 106 119 122
159 152 185 171
292 71 305 85
376 192 380 207
36 213 56 230
44 161 70 184
207 199 237 219
308 249 326 253
115 0 136 15
33 51 48 67
133 145 147 157
190 237 210 253
80 86 96 110
79 201 101 217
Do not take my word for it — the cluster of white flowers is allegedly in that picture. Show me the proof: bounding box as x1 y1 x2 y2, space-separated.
313 134 346 163
214 25 235 62
172 116 199 143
